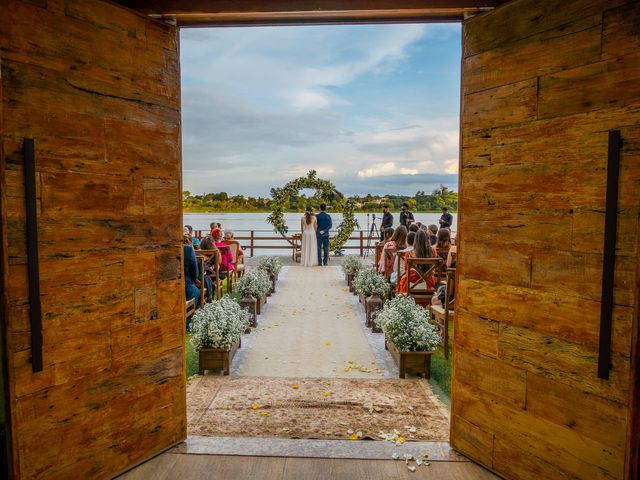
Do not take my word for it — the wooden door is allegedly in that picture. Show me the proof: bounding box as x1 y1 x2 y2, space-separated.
0 1 185 478
452 1 640 479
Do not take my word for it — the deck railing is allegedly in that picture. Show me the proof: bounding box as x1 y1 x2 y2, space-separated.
194 229 378 257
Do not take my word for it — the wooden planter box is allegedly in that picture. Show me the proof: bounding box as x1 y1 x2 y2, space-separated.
365 294 383 329
385 336 432 379
198 337 241 376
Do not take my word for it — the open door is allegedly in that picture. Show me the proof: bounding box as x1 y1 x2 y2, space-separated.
0 1 185 478
453 0 640 479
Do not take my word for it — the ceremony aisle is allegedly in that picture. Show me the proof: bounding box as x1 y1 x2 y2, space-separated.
237 265 380 378
186 265 450 442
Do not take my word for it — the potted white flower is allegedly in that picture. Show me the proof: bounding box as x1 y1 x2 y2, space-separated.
375 295 441 378
237 269 272 315
341 256 363 292
353 267 390 327
257 256 282 295
189 296 250 375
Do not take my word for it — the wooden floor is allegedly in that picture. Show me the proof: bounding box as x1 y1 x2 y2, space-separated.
118 452 500 480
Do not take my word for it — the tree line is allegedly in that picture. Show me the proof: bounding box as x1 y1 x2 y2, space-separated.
183 185 458 212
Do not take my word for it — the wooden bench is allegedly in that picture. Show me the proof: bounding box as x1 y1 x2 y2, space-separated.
430 267 455 360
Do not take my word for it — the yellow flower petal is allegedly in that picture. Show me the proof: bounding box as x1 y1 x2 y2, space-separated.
325 342 331 346
276 401 284 406
348 433 359 441
251 403 260 410
292 384 299 389
322 391 330 397
260 411 269 416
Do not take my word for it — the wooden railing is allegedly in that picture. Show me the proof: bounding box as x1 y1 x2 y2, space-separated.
194 229 378 257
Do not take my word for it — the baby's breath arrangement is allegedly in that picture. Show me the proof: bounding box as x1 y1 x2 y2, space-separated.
237 269 272 299
189 296 250 350
257 256 283 276
375 296 440 352
341 256 364 276
353 267 390 298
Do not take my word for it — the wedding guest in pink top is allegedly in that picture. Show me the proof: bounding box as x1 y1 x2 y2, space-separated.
212 228 234 277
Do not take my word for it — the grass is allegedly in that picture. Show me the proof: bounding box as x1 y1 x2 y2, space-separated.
427 319 453 406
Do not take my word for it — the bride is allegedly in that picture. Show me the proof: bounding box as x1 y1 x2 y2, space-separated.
300 206 318 267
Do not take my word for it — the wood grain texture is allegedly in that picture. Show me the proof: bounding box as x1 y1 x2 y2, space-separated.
454 1 640 479
114 0 511 25
118 452 501 480
0 1 185 478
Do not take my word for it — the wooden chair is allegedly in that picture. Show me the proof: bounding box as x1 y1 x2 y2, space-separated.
185 298 196 319
291 234 302 263
199 249 223 300
430 267 455 360
434 246 450 282
225 240 245 281
374 242 384 271
196 255 206 307
405 258 442 306
216 245 234 294
381 247 398 281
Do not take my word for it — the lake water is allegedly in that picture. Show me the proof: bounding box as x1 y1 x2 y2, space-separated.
184 212 457 256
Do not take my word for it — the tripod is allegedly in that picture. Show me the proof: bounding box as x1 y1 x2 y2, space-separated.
364 214 379 258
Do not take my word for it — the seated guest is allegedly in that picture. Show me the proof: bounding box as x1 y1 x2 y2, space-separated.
378 225 408 277
397 230 436 294
212 228 234 276
428 224 438 246
382 227 394 243
185 224 200 248
183 228 200 312
434 228 452 261
224 228 245 264
390 231 416 285
192 236 215 300
409 223 419 233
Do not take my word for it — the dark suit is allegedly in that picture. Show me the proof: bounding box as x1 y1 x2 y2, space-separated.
316 211 332 265
380 211 393 240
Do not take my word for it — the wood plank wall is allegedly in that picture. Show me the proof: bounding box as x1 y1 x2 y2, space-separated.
0 1 185 478
453 0 640 479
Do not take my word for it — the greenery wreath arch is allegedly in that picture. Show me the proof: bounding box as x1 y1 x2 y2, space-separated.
266 170 356 252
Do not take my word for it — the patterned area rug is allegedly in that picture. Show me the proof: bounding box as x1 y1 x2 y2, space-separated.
187 376 449 441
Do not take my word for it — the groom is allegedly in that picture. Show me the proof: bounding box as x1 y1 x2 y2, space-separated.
316 203 332 266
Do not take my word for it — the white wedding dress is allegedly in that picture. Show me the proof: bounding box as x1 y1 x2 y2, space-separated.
300 216 318 267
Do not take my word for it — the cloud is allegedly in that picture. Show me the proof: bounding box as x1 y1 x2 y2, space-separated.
180 24 430 111
179 24 461 196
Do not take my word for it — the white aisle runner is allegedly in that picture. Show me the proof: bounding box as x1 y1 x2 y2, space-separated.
236 266 381 378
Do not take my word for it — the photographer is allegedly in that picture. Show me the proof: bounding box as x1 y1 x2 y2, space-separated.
380 204 393 241
399 202 414 227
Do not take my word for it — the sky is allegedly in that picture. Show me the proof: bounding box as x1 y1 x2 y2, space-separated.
180 23 461 197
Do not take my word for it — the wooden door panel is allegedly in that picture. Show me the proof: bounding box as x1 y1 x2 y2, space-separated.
0 1 185 478
454 1 640 480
